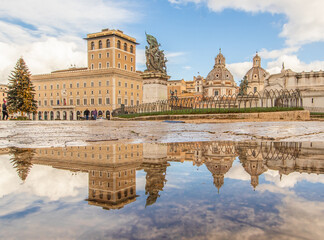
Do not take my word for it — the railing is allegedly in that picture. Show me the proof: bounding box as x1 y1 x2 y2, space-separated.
112 89 303 116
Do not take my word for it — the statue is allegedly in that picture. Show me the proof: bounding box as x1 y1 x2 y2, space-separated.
145 33 167 74
239 76 250 95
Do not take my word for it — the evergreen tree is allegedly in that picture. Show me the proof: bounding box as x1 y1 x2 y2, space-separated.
7 57 37 115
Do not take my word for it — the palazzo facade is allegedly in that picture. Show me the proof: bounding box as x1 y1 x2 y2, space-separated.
31 29 143 120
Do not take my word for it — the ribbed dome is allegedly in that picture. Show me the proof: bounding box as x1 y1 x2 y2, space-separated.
245 54 269 84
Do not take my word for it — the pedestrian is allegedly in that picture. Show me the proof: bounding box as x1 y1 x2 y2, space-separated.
93 109 97 120
2 100 9 120
84 109 90 120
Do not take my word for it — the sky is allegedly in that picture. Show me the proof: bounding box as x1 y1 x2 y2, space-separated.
1 0 324 85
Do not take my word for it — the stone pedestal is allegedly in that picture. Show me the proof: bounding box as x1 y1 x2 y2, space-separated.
141 72 170 103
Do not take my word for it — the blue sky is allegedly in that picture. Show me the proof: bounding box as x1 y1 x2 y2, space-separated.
1 0 324 84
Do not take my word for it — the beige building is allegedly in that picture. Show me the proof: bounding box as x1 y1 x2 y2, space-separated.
264 68 324 112
31 29 143 120
167 50 238 98
244 53 269 94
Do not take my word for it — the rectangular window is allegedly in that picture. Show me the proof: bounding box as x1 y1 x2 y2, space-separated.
77 83 79 88
124 99 128 106
57 84 59 89
106 98 110 104
44 100 47 106
98 81 101 87
106 80 109 86
50 85 53 90
131 84 133 89
50 100 54 106
118 81 121 87
125 82 127 88
106 90 109 94
106 52 109 58
77 99 80 105
131 100 134 106
98 98 102 105
99 90 101 94
91 98 94 105
83 99 87 105
137 100 139 105
63 84 66 89
57 100 60 105
254 87 257 93
44 85 47 90
137 85 139 90
70 83 73 88
38 86 40 90
84 82 86 87
69 99 73 105
118 98 121 104
91 82 94 87
38 100 41 106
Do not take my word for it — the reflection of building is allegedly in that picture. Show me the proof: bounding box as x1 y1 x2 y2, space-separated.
31 29 143 120
7 141 324 209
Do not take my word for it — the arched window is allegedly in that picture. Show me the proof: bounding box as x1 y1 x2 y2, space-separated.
91 42 94 50
98 40 102 49
130 45 133 53
124 43 127 51
106 39 110 48
117 40 121 49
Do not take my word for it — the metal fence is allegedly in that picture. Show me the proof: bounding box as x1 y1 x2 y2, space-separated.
112 89 303 116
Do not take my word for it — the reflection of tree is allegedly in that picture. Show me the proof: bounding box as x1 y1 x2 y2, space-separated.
142 160 169 207
10 148 35 182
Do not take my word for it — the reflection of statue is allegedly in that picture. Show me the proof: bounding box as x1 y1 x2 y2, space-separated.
239 76 249 95
145 33 167 74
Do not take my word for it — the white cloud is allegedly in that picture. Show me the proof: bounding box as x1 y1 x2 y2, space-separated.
169 0 324 47
183 66 192 70
227 61 252 82
0 0 141 84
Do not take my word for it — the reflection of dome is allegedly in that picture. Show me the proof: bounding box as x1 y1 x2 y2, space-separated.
206 49 235 84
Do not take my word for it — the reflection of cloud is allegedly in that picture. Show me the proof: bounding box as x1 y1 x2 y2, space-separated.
0 156 88 201
224 162 251 181
263 169 324 188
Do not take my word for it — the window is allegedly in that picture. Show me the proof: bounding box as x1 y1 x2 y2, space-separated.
131 66 133 71
98 40 102 49
83 99 87 105
98 81 101 87
137 100 139 105
98 98 102 105
131 100 134 106
91 64 94 69
44 100 47 106
106 81 109 86
77 91 79 95
99 63 101 69
91 54 94 60
124 55 127 60
254 87 257 93
77 83 79 88
70 99 73 105
124 43 127 51
131 84 133 89
106 62 110 68
125 99 128 106
106 39 110 48
70 83 72 88
106 98 110 104
118 63 121 68
91 90 94 95
57 100 60 105
130 45 133 53
124 64 127 70
50 85 53 90
98 53 101 59
106 90 109 94
118 53 121 58
84 91 86 95
117 40 121 49
106 52 109 57
50 100 54 106
214 90 219 96
91 98 94 105
77 99 80 105
137 85 139 90
118 98 121 104
57 84 59 89
91 41 94 50
84 82 87 87
63 84 66 89
44 85 47 90
131 57 133 63
118 82 121 87
99 90 101 94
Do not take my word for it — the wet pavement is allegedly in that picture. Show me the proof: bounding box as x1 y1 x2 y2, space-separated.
0 140 323 239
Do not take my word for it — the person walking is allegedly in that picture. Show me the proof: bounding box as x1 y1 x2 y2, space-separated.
93 109 97 120
2 100 9 120
84 109 90 120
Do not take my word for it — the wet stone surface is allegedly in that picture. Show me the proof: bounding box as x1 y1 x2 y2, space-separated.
0 140 323 239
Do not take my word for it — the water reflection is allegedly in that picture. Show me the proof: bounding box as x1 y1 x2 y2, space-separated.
2 141 323 211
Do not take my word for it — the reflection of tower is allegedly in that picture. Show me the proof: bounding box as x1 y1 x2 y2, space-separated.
203 142 236 193
238 143 267 189
10 148 34 182
142 143 169 206
87 165 137 210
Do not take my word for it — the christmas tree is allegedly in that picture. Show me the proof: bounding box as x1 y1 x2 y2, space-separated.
7 57 37 116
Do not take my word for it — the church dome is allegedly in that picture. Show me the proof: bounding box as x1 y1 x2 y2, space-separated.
206 49 235 85
245 53 269 84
